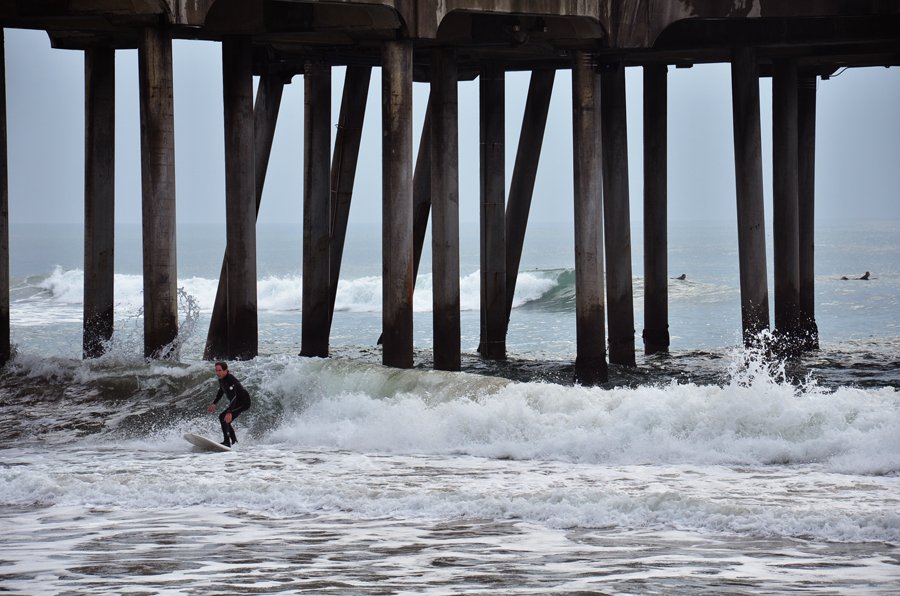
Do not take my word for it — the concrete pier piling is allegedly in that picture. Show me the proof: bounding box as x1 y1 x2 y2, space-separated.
572 51 607 385
730 47 770 345
431 49 462 372
381 40 414 369
479 63 507 361
798 74 819 351
600 63 636 367
83 47 116 359
642 63 670 355
505 69 555 332
301 61 331 358
205 74 284 361
2 1 895 376
0 30 8 366
329 66 371 331
138 27 179 359
772 58 802 353
222 37 258 361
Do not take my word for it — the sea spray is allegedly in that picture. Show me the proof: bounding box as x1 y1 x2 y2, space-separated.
239 351 900 473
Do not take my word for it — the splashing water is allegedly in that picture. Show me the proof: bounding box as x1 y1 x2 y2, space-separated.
92 287 202 363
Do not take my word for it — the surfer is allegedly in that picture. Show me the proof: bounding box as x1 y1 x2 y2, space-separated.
207 362 251 448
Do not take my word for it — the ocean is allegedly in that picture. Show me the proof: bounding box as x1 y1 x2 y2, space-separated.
1 219 898 594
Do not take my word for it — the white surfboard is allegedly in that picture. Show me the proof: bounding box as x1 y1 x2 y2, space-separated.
183 432 231 452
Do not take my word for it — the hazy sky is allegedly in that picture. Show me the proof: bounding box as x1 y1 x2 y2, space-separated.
4 27 899 227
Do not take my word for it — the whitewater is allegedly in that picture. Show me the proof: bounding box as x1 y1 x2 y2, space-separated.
1 220 898 594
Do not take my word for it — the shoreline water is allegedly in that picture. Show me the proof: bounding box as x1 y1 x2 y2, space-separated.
2 220 897 594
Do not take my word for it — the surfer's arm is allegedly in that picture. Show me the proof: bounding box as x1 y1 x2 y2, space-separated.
207 387 224 413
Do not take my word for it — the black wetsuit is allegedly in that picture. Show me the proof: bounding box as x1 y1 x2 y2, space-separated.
214 373 251 445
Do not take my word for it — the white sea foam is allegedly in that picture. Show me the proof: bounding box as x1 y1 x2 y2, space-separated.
267 368 900 473
14 267 561 320
2 441 898 545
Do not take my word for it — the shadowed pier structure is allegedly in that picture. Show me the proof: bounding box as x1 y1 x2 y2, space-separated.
1 1 899 382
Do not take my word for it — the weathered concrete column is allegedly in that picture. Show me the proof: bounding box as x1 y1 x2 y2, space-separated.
431 49 461 371
730 47 770 344
205 74 284 360
138 27 178 359
83 47 116 359
642 63 669 355
329 66 371 328
772 58 802 353
222 37 258 361
479 62 506 360
0 30 9 366
572 51 607 385
600 63 636 367
253 77 285 212
505 69 555 326
381 40 414 368
376 95 432 348
798 74 819 351
301 61 331 358
411 95 433 286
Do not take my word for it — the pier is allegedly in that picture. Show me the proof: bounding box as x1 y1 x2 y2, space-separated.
1 2 898 382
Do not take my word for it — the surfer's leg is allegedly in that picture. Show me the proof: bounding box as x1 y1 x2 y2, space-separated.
218 411 231 446
227 405 249 444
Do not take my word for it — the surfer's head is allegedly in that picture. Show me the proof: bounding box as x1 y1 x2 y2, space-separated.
215 361 229 379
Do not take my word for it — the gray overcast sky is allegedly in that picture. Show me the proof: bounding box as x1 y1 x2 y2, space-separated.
4 27 899 227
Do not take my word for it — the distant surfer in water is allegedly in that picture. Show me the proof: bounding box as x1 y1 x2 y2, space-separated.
840 271 871 280
207 362 251 448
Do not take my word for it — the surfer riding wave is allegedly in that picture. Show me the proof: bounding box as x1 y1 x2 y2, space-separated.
207 362 251 447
